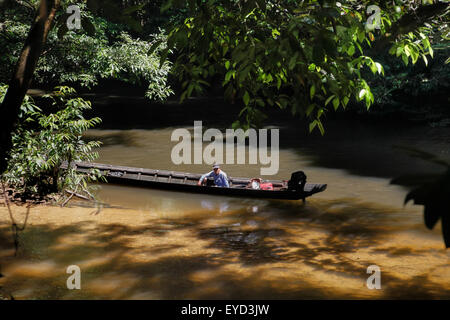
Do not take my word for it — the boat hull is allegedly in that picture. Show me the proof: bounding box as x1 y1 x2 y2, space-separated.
63 162 327 200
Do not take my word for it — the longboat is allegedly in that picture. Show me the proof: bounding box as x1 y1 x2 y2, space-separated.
62 161 327 201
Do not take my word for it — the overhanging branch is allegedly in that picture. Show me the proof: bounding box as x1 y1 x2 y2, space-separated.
374 1 450 52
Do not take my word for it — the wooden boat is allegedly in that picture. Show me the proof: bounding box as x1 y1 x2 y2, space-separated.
62 161 327 201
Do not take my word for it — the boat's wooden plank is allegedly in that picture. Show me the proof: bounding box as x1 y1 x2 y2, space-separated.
71 161 259 182
72 164 289 186
74 162 193 178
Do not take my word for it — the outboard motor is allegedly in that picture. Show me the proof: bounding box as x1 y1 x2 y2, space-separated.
287 171 307 192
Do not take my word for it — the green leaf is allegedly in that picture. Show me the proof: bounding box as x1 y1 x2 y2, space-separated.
225 70 234 82
231 120 241 130
325 94 335 106
180 90 188 103
272 28 281 39
310 85 316 100
347 45 355 56
374 62 383 75
342 96 350 108
422 38 431 49
357 30 366 43
369 61 378 74
332 97 339 110
309 120 318 132
402 53 409 66
243 91 250 106
187 83 194 97
306 104 315 116
148 40 163 55
389 46 396 55
358 89 366 100
256 98 265 107
317 121 325 135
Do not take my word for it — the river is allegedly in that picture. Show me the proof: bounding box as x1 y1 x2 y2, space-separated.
0 97 449 299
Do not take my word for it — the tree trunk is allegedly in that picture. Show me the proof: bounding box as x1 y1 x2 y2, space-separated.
0 0 61 174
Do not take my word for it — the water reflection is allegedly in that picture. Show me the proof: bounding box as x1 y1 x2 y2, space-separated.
200 200 230 213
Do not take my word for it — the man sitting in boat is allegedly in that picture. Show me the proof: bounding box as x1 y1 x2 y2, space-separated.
197 164 230 187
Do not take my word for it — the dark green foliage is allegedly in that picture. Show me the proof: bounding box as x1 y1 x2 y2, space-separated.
342 61 450 124
366 34 450 121
0 84 103 199
84 0 187 36
161 0 448 132
0 1 173 100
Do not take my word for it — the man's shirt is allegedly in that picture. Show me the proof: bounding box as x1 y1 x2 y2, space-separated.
199 170 230 187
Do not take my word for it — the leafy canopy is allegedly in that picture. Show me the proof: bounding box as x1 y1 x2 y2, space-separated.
0 1 173 100
161 0 449 132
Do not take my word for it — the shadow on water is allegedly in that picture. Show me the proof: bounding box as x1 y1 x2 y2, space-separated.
83 96 244 131
1 197 448 299
279 121 450 180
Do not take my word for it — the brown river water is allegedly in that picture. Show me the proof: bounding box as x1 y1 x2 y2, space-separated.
1 98 449 299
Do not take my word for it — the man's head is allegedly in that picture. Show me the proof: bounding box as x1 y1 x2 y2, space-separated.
212 163 221 174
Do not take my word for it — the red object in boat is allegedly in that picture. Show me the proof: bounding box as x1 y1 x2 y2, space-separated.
260 183 274 190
